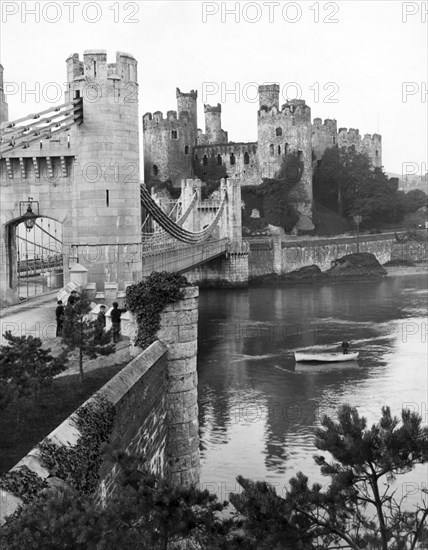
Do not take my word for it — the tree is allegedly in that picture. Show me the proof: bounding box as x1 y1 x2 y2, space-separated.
0 331 68 412
232 405 428 550
401 189 428 213
314 147 405 224
0 454 247 550
61 296 115 382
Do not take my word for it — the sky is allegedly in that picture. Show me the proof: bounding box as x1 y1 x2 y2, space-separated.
1 0 427 177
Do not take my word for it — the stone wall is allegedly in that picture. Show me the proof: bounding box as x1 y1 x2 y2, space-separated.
186 243 249 288
0 341 169 522
248 234 401 277
391 240 428 262
0 286 202 522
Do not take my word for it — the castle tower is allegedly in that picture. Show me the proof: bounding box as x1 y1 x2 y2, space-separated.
0 64 9 123
143 89 198 188
204 104 227 144
362 133 382 168
176 88 198 125
64 50 142 289
311 118 338 161
258 84 280 110
257 97 314 230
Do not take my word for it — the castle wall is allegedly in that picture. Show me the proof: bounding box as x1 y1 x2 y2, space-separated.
193 142 260 185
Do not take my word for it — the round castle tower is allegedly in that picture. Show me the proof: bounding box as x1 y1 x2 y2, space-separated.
257 85 314 230
142 88 198 188
64 50 142 289
204 104 227 144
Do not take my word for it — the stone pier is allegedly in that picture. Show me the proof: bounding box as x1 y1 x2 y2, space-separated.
154 286 200 486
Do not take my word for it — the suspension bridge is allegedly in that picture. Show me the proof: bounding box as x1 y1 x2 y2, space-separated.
0 49 248 307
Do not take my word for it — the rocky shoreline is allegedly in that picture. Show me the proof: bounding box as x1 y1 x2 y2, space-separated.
250 253 396 285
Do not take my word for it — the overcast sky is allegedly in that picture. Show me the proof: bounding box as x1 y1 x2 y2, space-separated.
1 0 427 176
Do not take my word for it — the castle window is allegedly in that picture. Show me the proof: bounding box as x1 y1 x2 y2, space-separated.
93 61 97 77
277 145 281 155
105 190 109 207
375 150 379 157
203 155 208 166
217 155 222 165
185 145 189 154
171 130 178 139
152 165 158 176
230 153 236 165
333 137 336 144
285 143 289 154
244 152 249 165
276 127 282 137
270 144 274 156
298 150 303 160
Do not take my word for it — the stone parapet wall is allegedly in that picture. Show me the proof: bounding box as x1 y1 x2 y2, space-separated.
0 341 168 523
248 234 407 277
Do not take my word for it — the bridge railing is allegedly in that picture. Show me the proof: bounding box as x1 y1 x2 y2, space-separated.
141 238 228 275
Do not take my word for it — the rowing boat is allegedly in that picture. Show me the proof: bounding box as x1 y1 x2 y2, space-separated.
294 351 359 363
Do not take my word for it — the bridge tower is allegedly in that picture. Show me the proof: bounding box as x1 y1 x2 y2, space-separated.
64 50 142 289
0 51 142 306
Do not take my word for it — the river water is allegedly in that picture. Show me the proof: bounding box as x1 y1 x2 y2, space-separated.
197 274 428 506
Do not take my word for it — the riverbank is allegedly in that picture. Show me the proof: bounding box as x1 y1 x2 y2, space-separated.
384 264 428 277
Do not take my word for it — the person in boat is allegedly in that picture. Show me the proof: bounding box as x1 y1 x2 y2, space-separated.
341 341 350 355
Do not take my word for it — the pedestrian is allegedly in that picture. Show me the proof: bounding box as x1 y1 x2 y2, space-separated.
97 305 107 329
111 302 126 343
55 300 65 336
94 305 107 344
341 341 350 355
67 290 80 307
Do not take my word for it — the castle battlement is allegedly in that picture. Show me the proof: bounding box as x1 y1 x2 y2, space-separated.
313 117 337 129
143 109 191 130
363 133 382 142
204 103 221 113
258 100 311 121
66 51 137 84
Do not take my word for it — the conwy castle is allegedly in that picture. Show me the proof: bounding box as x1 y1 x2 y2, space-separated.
143 84 382 231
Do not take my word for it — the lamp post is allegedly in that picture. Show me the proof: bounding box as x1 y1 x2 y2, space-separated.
353 215 362 253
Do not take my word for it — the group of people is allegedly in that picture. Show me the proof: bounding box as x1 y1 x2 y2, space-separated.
55 292 125 343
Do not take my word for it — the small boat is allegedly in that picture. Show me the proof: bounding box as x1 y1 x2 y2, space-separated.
294 351 359 363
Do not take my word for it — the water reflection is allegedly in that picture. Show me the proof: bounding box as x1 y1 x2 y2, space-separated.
197 275 428 506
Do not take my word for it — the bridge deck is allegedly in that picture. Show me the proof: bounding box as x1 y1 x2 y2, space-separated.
141 238 228 276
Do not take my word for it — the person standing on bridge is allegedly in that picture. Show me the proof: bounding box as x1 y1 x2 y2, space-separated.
111 302 126 343
55 300 65 336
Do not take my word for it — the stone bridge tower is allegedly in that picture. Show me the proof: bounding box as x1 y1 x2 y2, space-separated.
0 51 142 306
